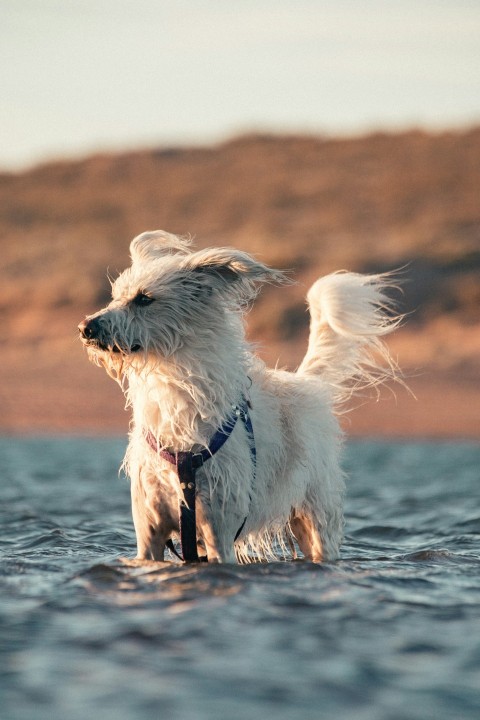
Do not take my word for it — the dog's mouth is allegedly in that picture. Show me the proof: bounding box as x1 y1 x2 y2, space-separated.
79 318 143 355
111 343 142 353
81 336 142 355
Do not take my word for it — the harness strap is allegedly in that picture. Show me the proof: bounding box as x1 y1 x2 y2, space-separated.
177 452 204 562
144 397 255 562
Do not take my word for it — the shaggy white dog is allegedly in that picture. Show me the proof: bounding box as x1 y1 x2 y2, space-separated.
79 230 401 563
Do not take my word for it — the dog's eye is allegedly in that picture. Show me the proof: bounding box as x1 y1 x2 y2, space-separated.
133 293 155 307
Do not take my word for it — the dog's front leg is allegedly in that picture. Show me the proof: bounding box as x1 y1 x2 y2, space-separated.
196 482 245 564
130 473 177 561
196 503 236 563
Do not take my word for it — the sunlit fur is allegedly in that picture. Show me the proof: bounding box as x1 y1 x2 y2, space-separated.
79 230 402 563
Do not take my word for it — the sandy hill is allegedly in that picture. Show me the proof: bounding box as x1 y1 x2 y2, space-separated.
1 127 479 437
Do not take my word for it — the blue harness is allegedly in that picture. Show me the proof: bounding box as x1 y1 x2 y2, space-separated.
144 397 255 562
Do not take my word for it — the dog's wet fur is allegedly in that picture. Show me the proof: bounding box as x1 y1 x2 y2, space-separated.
79 230 402 563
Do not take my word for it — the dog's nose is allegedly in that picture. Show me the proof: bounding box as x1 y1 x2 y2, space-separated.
78 317 100 339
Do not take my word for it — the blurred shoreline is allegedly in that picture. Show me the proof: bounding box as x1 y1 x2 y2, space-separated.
1 128 479 439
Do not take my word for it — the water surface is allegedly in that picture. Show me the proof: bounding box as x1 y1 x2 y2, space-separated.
1 439 479 720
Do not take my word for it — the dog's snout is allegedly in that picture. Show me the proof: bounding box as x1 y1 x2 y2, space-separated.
78 317 100 340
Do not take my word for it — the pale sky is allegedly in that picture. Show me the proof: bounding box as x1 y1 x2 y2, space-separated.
1 0 479 170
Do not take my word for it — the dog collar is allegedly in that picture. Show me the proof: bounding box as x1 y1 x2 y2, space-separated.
143 397 255 562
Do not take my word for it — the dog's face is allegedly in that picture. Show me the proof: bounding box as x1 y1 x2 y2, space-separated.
79 231 285 375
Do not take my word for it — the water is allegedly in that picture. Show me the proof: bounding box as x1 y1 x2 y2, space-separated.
1 438 479 720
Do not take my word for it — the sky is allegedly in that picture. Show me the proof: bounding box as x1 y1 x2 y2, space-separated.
1 0 479 170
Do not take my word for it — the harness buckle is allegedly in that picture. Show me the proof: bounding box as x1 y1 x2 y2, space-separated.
191 453 204 469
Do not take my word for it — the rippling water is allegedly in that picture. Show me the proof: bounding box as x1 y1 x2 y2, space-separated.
1 438 479 720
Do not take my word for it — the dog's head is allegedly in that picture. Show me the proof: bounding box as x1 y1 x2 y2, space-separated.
79 230 286 377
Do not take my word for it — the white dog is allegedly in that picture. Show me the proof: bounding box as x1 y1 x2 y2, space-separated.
79 231 401 563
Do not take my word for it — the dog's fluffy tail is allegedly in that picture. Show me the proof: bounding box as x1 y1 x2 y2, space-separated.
297 271 403 405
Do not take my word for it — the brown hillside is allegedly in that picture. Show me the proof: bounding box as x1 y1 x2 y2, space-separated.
1 128 479 437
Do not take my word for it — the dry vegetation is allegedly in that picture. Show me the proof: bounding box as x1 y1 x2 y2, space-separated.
1 127 479 436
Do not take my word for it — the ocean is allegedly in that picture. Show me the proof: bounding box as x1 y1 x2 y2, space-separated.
1 438 479 720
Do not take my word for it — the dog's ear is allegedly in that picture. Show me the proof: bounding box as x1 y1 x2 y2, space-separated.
183 248 288 301
130 230 191 264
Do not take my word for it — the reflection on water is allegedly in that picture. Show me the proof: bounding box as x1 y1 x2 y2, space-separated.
1 438 479 720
